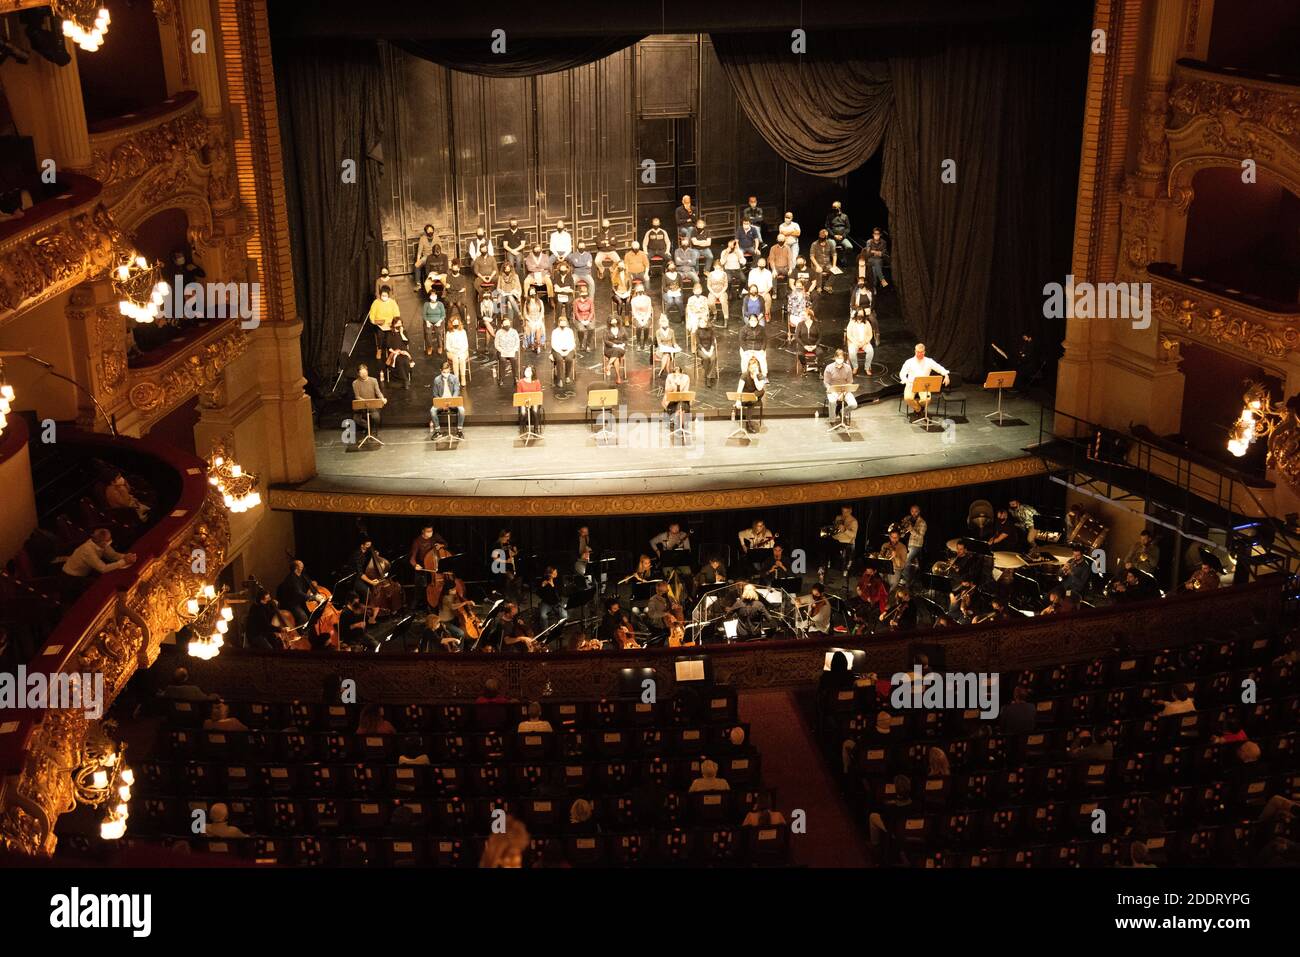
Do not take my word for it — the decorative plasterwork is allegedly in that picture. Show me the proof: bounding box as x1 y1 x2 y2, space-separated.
1151 273 1299 366
122 318 250 426
0 203 126 323
1264 409 1300 499
269 456 1049 518
1166 63 1300 199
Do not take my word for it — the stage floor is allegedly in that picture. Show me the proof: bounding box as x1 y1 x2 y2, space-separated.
293 390 1050 502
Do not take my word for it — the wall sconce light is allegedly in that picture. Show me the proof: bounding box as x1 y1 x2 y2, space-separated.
1227 382 1285 458
208 447 262 513
0 359 14 436
55 3 110 52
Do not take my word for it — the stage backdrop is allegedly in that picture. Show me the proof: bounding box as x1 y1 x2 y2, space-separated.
273 23 1086 383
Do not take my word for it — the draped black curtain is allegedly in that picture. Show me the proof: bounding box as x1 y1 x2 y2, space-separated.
395 35 643 77
711 27 1083 376
275 41 387 384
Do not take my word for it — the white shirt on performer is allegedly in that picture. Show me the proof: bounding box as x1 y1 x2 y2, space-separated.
549 229 573 259
551 326 576 356
747 267 773 295
899 354 950 385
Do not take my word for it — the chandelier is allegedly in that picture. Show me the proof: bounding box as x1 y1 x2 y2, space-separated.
54 2 111 52
181 583 233 660
70 721 134 840
208 447 262 513
1227 382 1285 458
0 359 14 436
113 253 169 324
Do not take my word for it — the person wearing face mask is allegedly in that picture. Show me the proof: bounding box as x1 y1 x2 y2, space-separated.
573 281 596 352
473 242 498 304
500 219 526 276
685 283 709 354
739 313 768 378
695 314 718 387
522 291 547 355
497 260 522 322
422 242 449 297
568 240 594 292
515 365 545 436
384 318 413 388
374 266 394 301
747 257 774 317
824 348 857 424
467 228 494 272
368 285 400 361
845 309 874 376
604 317 627 384
414 224 437 291
642 217 672 278
706 261 730 324
445 315 470 384
444 260 473 327
624 240 649 287
690 218 714 274
524 244 553 301
810 228 837 295
661 262 684 319
630 280 654 350
778 211 801 265
595 218 621 279
551 314 577 393
548 220 572 260
429 361 465 440
494 317 521 387
421 289 446 357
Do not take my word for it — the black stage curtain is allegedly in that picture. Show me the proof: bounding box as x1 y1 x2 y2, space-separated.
395 35 643 77
711 28 1082 376
275 41 387 384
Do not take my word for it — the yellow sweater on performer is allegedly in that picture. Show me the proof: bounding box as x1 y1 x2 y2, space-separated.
368 297 400 331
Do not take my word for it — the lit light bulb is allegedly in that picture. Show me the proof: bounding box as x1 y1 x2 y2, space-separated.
92 770 108 789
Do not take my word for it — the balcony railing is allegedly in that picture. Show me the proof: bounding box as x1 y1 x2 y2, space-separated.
81 91 207 203
0 430 229 856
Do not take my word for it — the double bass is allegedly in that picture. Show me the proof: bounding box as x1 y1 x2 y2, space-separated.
305 583 340 650
365 548 404 616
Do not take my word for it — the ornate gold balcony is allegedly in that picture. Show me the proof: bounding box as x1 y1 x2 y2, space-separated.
1149 263 1300 368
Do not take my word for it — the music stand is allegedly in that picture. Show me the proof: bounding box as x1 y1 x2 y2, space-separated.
826 383 859 435
909 374 944 430
432 396 465 447
351 398 385 450
630 579 661 606
983 370 1017 425
587 387 619 446
513 391 544 444
772 574 802 595
665 390 695 445
727 391 758 440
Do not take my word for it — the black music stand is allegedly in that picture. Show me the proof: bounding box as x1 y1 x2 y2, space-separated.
432 396 464 448
983 370 1017 425
630 580 661 605
746 547 773 573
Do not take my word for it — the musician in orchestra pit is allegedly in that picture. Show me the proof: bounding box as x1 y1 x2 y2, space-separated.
651 522 692 573
1008 498 1038 537
987 507 1021 551
902 505 927 585
349 538 379 609
538 566 568 630
827 505 859 576
499 602 538 652
1123 530 1159 576
1183 559 1221 592
764 544 791 583
431 573 470 645
880 529 908 588
493 529 518 591
726 583 771 640
276 559 314 625
739 520 777 557
898 343 950 415
806 584 831 637
880 587 918 631
408 524 441 576
951 540 982 585
338 596 373 649
1111 568 1157 602
597 598 624 645
694 556 728 591
245 589 285 650
855 565 889 619
644 580 673 638
948 579 977 621
1063 543 1091 598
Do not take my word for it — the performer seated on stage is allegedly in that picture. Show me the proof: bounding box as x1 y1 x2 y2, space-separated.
515 365 545 436
862 226 889 288
421 290 446 357
624 241 649 287
662 263 684 317
662 363 691 421
695 315 718 387
551 314 577 390
824 349 857 422
384 319 413 387
569 241 595 297
367 285 399 360
685 283 709 352
810 228 837 295
494 317 520 386
430 360 465 439
899 342 950 415
739 313 768 377
351 364 386 432
655 314 679 376
595 218 621 279
524 244 554 299
497 261 522 322
445 315 469 384
796 309 820 373
786 278 808 340
611 262 632 317
674 244 700 287
748 258 774 316
522 291 547 354
603 317 628 384
727 583 771 640
845 309 874 375
630 281 654 349
734 355 768 432
706 262 730 322
552 259 575 311
573 281 596 352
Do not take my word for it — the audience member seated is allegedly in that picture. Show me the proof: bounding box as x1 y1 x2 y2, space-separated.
689 758 731 793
